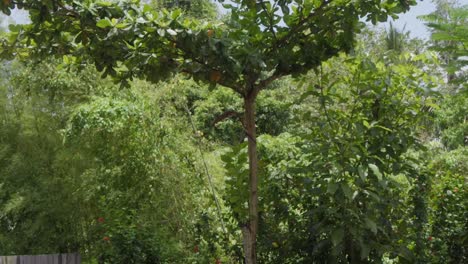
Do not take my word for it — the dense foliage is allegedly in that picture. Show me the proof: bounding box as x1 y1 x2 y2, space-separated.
0 1 466 263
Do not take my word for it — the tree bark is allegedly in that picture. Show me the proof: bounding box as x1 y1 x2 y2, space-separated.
243 91 258 264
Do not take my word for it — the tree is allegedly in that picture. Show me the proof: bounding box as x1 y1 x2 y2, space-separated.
151 0 218 20
420 3 468 86
385 22 408 53
0 60 212 262
420 3 467 148
0 0 418 262
0 60 104 255
222 48 439 262
427 147 467 263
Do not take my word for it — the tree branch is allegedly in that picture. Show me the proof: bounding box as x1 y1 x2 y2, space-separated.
212 110 242 126
257 71 283 90
259 0 277 41
163 38 243 92
268 0 332 55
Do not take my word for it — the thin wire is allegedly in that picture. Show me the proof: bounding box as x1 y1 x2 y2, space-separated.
184 104 228 235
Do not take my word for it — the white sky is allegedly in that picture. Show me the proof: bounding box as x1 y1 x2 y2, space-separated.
387 1 437 39
6 0 468 40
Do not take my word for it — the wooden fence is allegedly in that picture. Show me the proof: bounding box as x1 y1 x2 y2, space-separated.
0 253 80 264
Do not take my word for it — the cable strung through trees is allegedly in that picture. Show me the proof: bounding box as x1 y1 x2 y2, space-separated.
183 104 227 235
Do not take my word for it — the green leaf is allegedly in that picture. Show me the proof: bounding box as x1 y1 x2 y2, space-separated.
431 32 453 41
171 9 181 20
341 183 353 200
96 19 113 28
8 24 22 32
63 55 70 64
363 120 370 128
360 241 371 260
365 190 381 202
96 1 113 7
331 227 344 246
398 246 414 261
358 166 367 181
364 218 377 234
115 23 130 29
143 4 152 13
352 191 359 200
299 90 320 102
368 164 382 181
167 29 177 36
374 125 392 132
136 17 146 24
124 40 135 50
327 182 339 194
157 29 165 36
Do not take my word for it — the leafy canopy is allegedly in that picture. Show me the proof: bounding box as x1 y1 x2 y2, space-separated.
222 50 440 262
1 0 417 92
420 4 468 86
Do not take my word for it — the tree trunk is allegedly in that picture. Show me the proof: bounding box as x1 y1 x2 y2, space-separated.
243 92 258 264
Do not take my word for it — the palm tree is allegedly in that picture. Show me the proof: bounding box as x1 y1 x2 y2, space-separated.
385 22 408 53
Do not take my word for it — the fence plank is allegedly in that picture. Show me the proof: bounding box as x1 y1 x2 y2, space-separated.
0 254 80 264
0 255 18 264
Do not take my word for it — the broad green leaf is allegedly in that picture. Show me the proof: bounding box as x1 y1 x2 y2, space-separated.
341 183 353 200
331 228 345 246
365 190 381 202
431 32 453 41
360 241 371 260
96 19 113 28
364 218 377 234
363 120 370 128
327 182 339 194
398 246 414 261
368 163 382 181
143 4 152 13
157 29 165 36
63 55 70 64
171 9 181 20
8 24 21 32
167 29 177 36
115 23 130 29
96 1 113 7
136 17 146 24
358 166 367 181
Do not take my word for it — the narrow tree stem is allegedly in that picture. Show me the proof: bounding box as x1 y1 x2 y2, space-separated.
243 91 258 264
